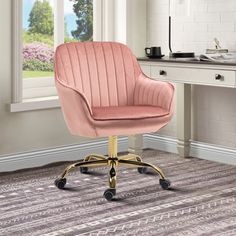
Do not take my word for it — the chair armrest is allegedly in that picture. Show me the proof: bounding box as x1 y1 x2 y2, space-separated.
56 79 92 114
134 73 175 111
55 80 97 136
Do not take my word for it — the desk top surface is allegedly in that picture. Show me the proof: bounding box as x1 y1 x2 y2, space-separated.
138 56 236 67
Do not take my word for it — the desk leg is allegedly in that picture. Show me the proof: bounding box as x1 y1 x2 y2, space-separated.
177 84 191 158
128 134 143 155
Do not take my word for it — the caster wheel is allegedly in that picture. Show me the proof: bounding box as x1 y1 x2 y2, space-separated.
137 167 147 174
54 178 67 189
160 179 171 190
80 167 89 174
104 188 116 201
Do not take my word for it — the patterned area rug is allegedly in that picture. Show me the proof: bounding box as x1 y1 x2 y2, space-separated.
0 149 236 236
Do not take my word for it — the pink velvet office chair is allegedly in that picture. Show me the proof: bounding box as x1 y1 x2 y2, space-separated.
54 42 175 201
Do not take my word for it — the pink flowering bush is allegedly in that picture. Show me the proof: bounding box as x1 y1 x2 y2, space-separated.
23 42 54 71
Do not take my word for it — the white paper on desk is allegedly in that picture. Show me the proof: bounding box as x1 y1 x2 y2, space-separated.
199 53 236 62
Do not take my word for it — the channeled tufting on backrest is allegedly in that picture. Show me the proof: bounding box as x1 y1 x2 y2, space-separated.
55 42 142 107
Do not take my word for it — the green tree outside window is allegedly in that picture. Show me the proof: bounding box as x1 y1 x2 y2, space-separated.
70 0 93 41
28 0 54 36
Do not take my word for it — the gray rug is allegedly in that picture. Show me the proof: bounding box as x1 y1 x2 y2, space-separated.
0 149 236 236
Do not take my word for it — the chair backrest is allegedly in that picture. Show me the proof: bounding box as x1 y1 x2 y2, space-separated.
55 42 142 107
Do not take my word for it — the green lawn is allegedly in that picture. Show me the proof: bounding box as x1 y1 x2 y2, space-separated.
23 70 54 79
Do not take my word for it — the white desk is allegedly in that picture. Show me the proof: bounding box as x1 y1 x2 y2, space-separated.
133 57 236 157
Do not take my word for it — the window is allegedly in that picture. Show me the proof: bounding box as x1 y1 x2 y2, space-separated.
22 0 55 99
12 0 105 109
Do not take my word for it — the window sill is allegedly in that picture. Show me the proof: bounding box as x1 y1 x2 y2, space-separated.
10 96 60 112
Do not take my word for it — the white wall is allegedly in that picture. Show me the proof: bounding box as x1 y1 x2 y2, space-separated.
0 0 147 157
114 0 127 44
147 0 236 148
0 0 101 156
126 0 147 57
147 0 236 54
114 0 147 57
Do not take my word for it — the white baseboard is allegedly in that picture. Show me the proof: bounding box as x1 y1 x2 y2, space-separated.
0 138 128 172
190 141 236 166
145 134 236 166
144 134 178 154
0 135 235 172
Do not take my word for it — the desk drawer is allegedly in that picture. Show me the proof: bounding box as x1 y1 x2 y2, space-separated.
140 64 151 77
150 65 236 87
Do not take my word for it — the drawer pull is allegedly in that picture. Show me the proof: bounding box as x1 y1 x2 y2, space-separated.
215 74 223 80
159 70 166 76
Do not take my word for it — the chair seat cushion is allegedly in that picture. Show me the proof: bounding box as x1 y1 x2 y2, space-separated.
92 106 169 121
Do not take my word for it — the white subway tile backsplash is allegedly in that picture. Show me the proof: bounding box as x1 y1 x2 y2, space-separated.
148 0 236 54
207 22 235 32
219 32 236 48
194 13 221 23
207 2 236 13
206 0 229 4
173 15 195 23
147 0 236 148
192 3 208 13
172 22 184 32
221 12 236 22
183 22 208 32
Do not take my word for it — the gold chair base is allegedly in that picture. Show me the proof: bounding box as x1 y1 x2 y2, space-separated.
55 136 170 200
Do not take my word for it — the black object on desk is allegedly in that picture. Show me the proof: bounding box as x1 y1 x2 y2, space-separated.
145 46 165 59
170 52 195 58
168 3 195 59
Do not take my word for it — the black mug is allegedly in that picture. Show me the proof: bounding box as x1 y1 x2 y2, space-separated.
145 47 162 57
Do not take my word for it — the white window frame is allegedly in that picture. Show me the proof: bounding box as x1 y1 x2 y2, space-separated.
11 0 112 112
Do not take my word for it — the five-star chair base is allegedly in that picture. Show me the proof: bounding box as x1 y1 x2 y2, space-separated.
55 136 171 201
